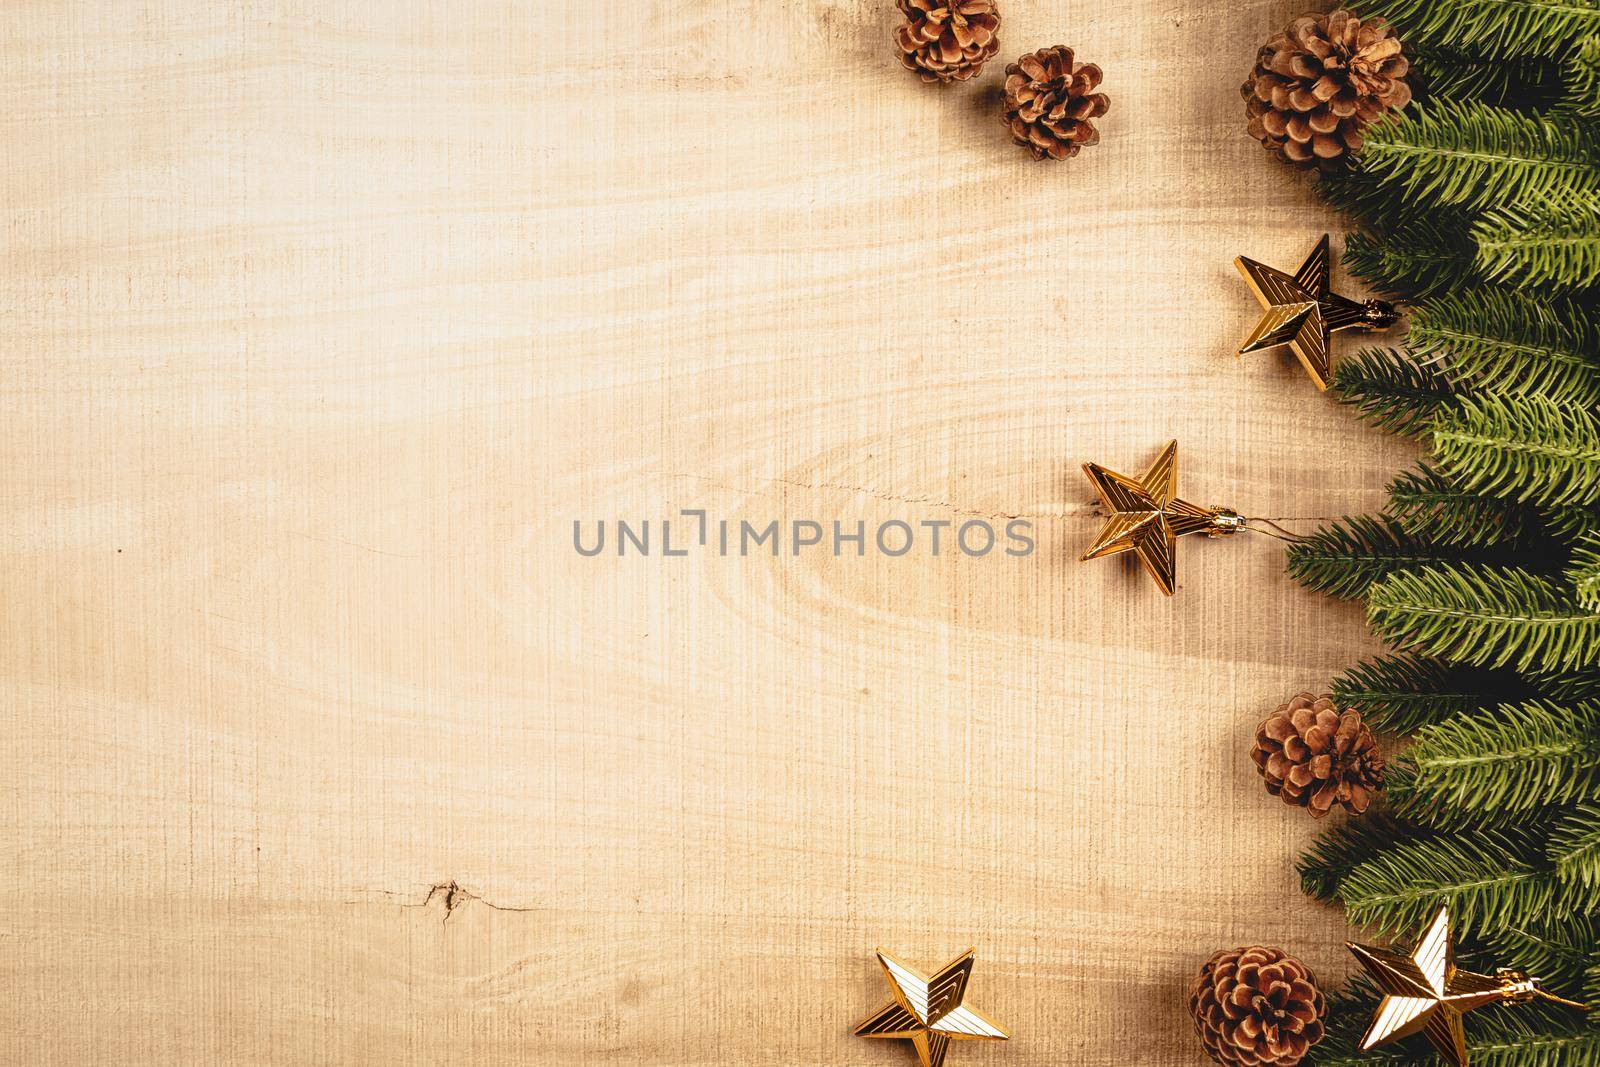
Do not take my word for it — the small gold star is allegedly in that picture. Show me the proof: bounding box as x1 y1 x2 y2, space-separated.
1349 906 1591 1067
1235 234 1397 390
854 948 1009 1067
1080 440 1240 596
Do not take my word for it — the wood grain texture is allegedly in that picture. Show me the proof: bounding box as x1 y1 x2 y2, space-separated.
0 1 1415 1063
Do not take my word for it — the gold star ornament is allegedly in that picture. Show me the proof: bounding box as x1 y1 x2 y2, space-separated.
1081 440 1246 596
1236 233 1398 390
854 948 1009 1067
1348 905 1590 1067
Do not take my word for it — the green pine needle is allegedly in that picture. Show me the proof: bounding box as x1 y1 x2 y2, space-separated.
1332 653 1534 732
1286 516 1510 600
1297 813 1432 903
1569 534 1600 608
1530 667 1600 702
1558 33 1600 115
1334 348 1458 435
1354 100 1600 212
1386 701 1600 824
1475 194 1600 290
1431 394 1600 508
1416 49 1563 106
1487 912 1600 994
1336 825 1579 939
1366 564 1600 674
1543 502 1600 541
1352 0 1600 58
1340 219 1479 297
1549 803 1600 889
1385 463 1542 546
1408 288 1600 407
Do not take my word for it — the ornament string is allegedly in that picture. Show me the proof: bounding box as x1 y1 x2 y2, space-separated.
1238 517 1310 543
1527 984 1592 1013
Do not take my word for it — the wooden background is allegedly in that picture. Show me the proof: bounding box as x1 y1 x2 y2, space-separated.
0 1 1415 1063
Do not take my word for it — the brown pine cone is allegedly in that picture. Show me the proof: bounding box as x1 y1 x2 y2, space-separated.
893 0 1000 83
1190 947 1326 1067
1000 45 1109 161
1241 9 1411 169
1252 694 1384 817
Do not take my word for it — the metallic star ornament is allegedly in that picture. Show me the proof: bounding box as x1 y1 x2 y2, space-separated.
1080 440 1245 596
1235 233 1398 390
1348 906 1591 1067
854 948 1009 1067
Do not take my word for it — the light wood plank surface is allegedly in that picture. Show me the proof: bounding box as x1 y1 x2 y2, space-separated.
0 2 1414 1063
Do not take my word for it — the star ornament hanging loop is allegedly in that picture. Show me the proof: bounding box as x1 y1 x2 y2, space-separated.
854 948 1009 1067
1236 233 1398 390
1348 905 1591 1067
1081 440 1283 596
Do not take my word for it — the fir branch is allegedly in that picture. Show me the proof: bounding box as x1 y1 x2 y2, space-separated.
1335 825 1577 940
1332 653 1534 732
1315 171 1398 231
1555 826 1600 888
1353 100 1600 212
1529 666 1600 702
1334 347 1458 435
1557 33 1600 115
1366 564 1600 674
1352 0 1600 58
1297 813 1432 903
1386 700 1600 824
1431 394 1600 508
1408 288 1600 407
1543 502 1600 541
1487 912 1600 995
1415 48 1563 106
1286 516 1506 599
1385 463 1541 546
1475 194 1600 290
1568 534 1600 608
1338 214 1480 298
1549 803 1600 890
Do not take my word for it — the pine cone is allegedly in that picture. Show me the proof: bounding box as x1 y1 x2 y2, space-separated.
893 0 1000 83
1000 45 1109 161
1252 694 1384 817
1190 947 1326 1067
1241 9 1411 169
